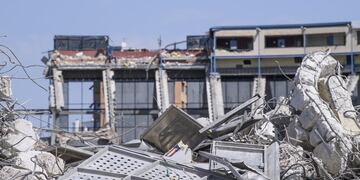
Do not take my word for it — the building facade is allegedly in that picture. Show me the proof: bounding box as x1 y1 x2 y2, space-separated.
45 21 360 144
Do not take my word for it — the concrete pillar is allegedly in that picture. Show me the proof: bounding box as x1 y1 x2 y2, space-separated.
255 28 262 76
51 68 65 145
347 24 355 74
53 69 64 111
302 27 307 54
155 69 170 113
251 77 266 118
102 69 116 130
49 84 55 109
207 73 224 121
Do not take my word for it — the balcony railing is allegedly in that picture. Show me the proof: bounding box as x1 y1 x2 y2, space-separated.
218 65 354 76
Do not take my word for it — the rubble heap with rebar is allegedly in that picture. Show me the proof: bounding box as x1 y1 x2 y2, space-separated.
2 50 360 180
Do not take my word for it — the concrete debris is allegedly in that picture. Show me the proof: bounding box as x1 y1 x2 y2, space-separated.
0 119 39 157
4 50 360 179
346 75 359 95
279 143 317 179
12 151 65 176
0 166 47 180
0 76 11 99
0 76 65 179
0 118 65 179
289 50 360 176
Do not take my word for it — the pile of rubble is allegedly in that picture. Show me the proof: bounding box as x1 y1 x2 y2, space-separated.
0 98 65 178
2 50 360 179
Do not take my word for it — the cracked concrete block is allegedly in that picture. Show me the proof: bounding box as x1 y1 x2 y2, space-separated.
298 104 320 130
313 141 348 175
294 66 318 86
290 84 319 111
0 166 46 180
289 51 354 175
12 151 65 176
287 119 308 145
326 75 360 133
309 128 322 147
0 119 39 156
290 84 310 111
351 136 360 167
318 56 338 78
314 121 331 140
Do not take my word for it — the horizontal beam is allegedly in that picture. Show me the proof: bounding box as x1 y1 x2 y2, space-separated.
216 51 360 60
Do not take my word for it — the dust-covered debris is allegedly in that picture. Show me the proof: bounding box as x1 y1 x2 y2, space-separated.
2 47 360 179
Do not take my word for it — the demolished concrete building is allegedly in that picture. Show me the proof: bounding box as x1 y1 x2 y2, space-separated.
2 21 360 179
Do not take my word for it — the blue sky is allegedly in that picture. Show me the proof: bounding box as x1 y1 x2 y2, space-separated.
0 0 359 109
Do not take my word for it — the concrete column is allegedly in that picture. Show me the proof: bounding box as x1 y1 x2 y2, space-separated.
206 74 213 122
255 28 262 76
102 69 116 130
49 82 56 145
207 73 224 121
53 69 64 111
251 77 266 118
302 27 307 54
51 68 64 145
49 84 55 109
348 24 355 74
155 69 170 113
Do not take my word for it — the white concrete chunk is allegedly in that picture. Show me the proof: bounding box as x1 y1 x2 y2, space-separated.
313 141 348 175
298 104 320 130
0 166 46 180
309 128 322 147
0 119 39 155
287 119 308 145
12 151 65 176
